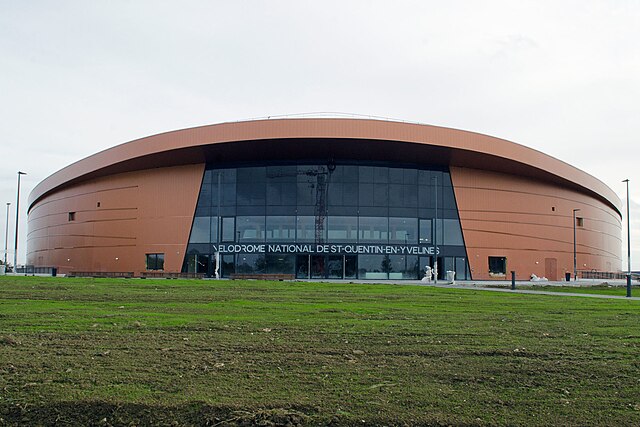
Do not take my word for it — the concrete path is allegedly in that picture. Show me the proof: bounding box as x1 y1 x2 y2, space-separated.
304 278 640 300
423 282 640 300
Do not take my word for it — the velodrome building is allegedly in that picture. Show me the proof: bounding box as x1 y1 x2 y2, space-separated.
27 118 622 280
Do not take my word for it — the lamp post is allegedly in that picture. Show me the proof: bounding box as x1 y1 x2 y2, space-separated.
433 175 438 284
14 171 26 272
404 234 411 274
4 202 10 268
573 208 580 281
623 179 631 298
215 171 222 279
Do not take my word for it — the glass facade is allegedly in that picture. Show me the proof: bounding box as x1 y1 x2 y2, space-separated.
183 162 470 279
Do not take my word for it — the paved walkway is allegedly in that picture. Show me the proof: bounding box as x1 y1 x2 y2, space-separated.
424 282 640 300
304 278 640 300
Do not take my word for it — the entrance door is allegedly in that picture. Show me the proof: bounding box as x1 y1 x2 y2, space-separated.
296 255 309 279
298 255 356 280
436 257 444 280
344 255 357 279
327 255 343 278
311 255 326 279
545 258 558 281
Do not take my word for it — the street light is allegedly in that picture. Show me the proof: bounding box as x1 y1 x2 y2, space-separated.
432 175 439 284
623 179 631 298
573 208 580 281
4 202 10 268
403 233 411 274
215 171 222 279
14 171 26 272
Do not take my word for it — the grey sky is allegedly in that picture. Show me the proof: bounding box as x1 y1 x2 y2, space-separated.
1 0 638 268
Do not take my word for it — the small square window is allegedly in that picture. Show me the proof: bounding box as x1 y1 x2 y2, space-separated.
551 206 555 212
68 212 76 221
145 253 165 270
576 217 584 227
97 202 101 208
488 256 506 275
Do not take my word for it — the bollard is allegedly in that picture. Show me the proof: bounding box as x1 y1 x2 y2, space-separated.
511 271 516 290
627 274 632 298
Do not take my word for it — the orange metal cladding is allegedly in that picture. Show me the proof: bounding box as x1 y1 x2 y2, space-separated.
27 118 622 278
27 164 204 275
451 167 621 280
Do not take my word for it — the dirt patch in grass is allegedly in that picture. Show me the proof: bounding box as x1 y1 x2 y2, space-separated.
0 336 20 346
0 402 325 427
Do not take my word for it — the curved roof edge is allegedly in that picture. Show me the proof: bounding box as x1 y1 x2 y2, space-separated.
28 118 622 216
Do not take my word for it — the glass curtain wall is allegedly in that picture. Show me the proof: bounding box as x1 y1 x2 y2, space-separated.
183 162 469 280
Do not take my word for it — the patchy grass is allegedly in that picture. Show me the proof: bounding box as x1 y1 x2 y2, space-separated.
0 276 639 426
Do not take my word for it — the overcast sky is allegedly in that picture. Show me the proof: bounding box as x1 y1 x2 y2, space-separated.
1 0 638 268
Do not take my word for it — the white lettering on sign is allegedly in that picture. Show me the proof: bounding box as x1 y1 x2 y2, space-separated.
211 244 440 255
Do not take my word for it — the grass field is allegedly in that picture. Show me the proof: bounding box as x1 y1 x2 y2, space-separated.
1 276 639 426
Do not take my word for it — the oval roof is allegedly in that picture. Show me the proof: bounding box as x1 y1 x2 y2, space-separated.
28 118 621 215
